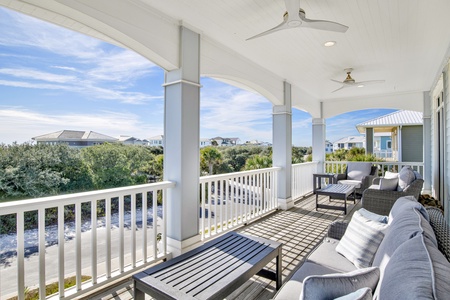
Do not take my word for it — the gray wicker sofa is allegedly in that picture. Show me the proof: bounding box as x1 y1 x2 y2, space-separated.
273 196 450 299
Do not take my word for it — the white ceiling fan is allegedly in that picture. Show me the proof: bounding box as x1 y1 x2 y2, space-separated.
247 0 348 41
331 68 385 93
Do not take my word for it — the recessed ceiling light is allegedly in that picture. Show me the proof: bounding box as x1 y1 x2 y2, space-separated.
357 84 365 88
324 41 336 47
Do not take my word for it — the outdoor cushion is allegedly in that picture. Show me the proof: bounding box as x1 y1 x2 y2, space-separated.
337 179 361 188
334 287 372 300
346 163 373 181
373 203 437 270
336 210 388 268
272 261 346 300
397 166 416 191
376 235 450 300
379 177 398 191
300 267 380 300
384 171 399 179
307 238 358 273
388 195 428 223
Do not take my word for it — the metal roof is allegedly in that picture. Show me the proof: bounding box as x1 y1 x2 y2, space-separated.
356 110 423 134
332 135 365 144
33 130 117 142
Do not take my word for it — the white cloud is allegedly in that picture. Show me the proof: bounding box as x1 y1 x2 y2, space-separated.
0 107 163 144
0 7 161 104
0 68 77 83
200 83 273 142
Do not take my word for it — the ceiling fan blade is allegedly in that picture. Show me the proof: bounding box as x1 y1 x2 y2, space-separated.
300 15 348 33
331 85 345 93
246 21 290 40
356 80 385 86
330 79 343 84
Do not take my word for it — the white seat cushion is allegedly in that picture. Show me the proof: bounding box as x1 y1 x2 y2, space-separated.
338 180 362 189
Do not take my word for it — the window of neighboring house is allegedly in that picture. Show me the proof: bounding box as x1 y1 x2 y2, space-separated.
348 143 353 148
386 140 392 150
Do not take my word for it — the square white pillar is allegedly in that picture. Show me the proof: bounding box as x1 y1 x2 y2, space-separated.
423 91 432 194
164 27 202 256
312 118 326 172
273 82 293 210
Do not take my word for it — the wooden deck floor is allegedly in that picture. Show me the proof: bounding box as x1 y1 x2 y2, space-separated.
85 193 359 300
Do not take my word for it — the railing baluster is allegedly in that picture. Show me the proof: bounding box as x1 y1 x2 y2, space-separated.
106 198 111 278
131 193 136 267
152 190 158 259
142 192 147 263
75 202 82 290
119 195 124 272
230 176 235 225
38 208 46 300
214 180 222 234
208 181 212 235
17 211 25 300
58 205 65 298
91 199 97 284
225 179 229 229
163 189 167 255
201 182 205 239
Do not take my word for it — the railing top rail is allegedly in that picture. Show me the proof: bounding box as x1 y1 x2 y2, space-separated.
199 167 281 182
292 162 319 167
325 160 423 166
0 181 175 214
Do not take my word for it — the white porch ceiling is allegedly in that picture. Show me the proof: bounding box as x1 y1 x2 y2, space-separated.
1 0 450 118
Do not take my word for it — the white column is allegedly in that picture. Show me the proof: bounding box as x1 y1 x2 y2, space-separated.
273 81 293 210
365 128 374 154
312 118 326 172
398 126 403 162
423 92 432 194
164 26 201 256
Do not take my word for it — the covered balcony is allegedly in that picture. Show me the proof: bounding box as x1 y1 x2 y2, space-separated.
0 0 449 299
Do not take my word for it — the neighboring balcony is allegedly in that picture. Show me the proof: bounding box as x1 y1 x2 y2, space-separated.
0 161 423 299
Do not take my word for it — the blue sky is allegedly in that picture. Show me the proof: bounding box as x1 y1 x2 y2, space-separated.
0 7 395 147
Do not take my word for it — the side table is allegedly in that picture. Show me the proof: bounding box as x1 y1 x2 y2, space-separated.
313 173 336 193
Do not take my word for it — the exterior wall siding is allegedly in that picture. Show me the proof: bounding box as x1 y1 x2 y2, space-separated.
401 125 423 162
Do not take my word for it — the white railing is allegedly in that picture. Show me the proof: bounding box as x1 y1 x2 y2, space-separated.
0 181 175 300
199 167 280 241
324 161 424 177
373 150 394 159
291 162 320 200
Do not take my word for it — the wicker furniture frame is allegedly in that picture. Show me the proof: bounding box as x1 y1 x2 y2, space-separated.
361 178 424 215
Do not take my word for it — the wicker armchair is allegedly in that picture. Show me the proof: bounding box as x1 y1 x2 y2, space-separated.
334 163 377 196
361 178 424 215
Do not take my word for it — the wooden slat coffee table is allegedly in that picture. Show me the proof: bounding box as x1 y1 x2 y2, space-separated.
133 231 282 300
315 184 356 214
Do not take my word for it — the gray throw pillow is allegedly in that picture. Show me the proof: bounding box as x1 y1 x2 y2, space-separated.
336 210 388 268
300 267 379 300
397 166 415 191
334 287 372 300
379 177 398 191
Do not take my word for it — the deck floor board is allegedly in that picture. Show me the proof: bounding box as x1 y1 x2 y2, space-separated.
87 193 359 300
